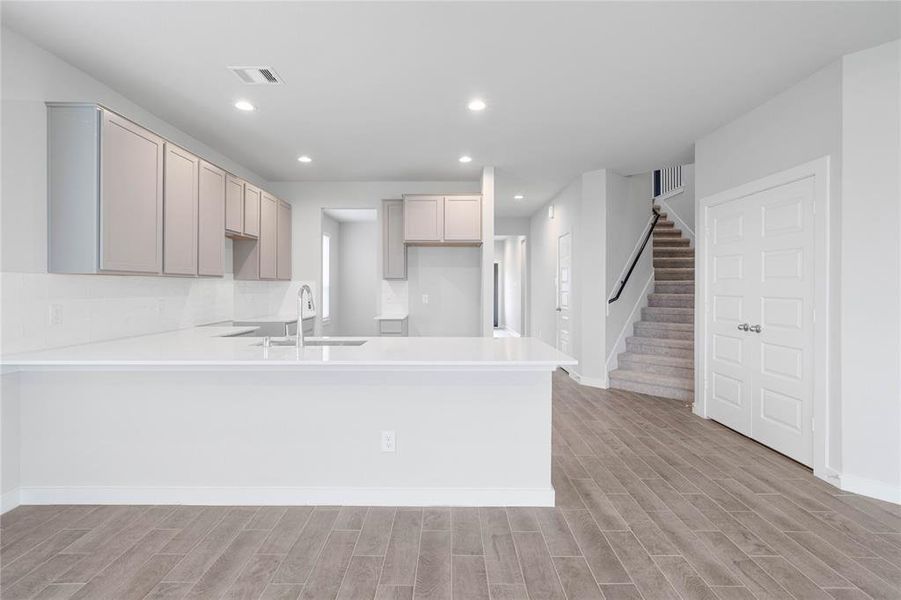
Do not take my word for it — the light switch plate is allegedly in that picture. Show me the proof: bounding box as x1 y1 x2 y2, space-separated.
381 430 396 453
421 294 429 304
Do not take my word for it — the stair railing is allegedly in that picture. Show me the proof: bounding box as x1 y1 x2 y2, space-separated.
653 166 684 200
608 207 661 304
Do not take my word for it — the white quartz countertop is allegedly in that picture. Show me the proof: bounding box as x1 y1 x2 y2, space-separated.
1 326 577 371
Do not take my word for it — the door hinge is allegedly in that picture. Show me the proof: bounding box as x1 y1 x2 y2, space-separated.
811 417 815 432
812 308 816 324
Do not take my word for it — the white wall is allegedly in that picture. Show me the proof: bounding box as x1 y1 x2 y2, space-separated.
839 40 901 500
320 214 341 336
0 27 289 355
502 237 526 335
605 171 654 364
407 247 482 337
496 217 530 236
480 168 496 336
529 171 608 384
338 220 379 336
1 372 21 513
494 241 506 327
530 179 583 356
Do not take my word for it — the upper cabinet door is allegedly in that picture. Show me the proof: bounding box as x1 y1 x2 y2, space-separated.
198 161 225 277
277 200 292 280
443 195 481 242
163 144 200 275
404 195 443 242
383 200 406 279
225 175 244 235
100 110 164 273
259 192 278 279
244 184 261 238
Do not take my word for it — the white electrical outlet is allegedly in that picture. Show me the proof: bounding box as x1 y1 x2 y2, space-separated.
49 304 63 326
381 430 396 453
421 294 429 304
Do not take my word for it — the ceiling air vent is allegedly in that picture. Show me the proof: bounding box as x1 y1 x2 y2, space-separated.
228 66 283 85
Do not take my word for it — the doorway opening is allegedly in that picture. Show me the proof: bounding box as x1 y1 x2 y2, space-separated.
493 235 527 338
319 208 379 336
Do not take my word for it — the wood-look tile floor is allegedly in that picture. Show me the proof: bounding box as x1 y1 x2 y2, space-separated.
3 371 901 600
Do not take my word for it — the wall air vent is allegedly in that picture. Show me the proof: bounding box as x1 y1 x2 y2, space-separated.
228 66 283 85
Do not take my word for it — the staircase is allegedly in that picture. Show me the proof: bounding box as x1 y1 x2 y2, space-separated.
609 205 695 401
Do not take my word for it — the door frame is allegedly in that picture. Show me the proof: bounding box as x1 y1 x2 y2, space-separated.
696 157 834 481
556 232 573 357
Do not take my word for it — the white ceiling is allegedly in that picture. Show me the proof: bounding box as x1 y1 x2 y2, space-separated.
2 2 898 217
323 208 377 223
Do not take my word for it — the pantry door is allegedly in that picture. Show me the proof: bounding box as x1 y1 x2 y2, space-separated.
752 177 816 466
705 195 758 437
705 176 816 466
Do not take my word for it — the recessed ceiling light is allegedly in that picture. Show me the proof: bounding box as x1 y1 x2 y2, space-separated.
514 194 524 200
298 155 312 163
234 100 255 112
467 98 486 112
458 155 473 164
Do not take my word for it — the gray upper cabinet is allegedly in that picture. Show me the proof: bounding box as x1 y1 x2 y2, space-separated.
404 195 443 242
48 104 165 274
403 194 482 245
198 161 225 277
225 175 244 236
443 195 482 242
48 103 292 281
243 184 261 238
277 200 292 280
259 192 279 280
383 199 406 279
163 143 199 276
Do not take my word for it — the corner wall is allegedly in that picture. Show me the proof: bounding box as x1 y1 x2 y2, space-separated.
695 40 901 502
839 40 901 501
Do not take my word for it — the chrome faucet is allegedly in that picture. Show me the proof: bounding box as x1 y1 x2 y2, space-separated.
296 284 314 349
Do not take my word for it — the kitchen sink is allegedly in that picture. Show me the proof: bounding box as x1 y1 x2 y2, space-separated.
251 337 367 347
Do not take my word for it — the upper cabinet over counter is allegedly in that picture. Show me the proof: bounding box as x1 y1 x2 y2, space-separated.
46 103 291 281
403 195 482 245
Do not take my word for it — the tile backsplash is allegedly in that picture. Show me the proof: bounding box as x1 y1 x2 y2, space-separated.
0 271 315 355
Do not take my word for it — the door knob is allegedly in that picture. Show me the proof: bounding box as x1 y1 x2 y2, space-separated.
555 307 562 312
737 323 749 331
749 324 762 333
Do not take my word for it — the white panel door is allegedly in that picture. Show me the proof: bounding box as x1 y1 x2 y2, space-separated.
556 233 572 355
706 197 757 436
752 177 815 466
705 176 815 466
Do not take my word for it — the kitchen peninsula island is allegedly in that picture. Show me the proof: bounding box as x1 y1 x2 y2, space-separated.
0 327 575 512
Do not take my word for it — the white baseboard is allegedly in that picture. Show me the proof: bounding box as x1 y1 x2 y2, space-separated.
1 489 21 514
568 370 609 389
838 474 901 505
17 486 555 508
